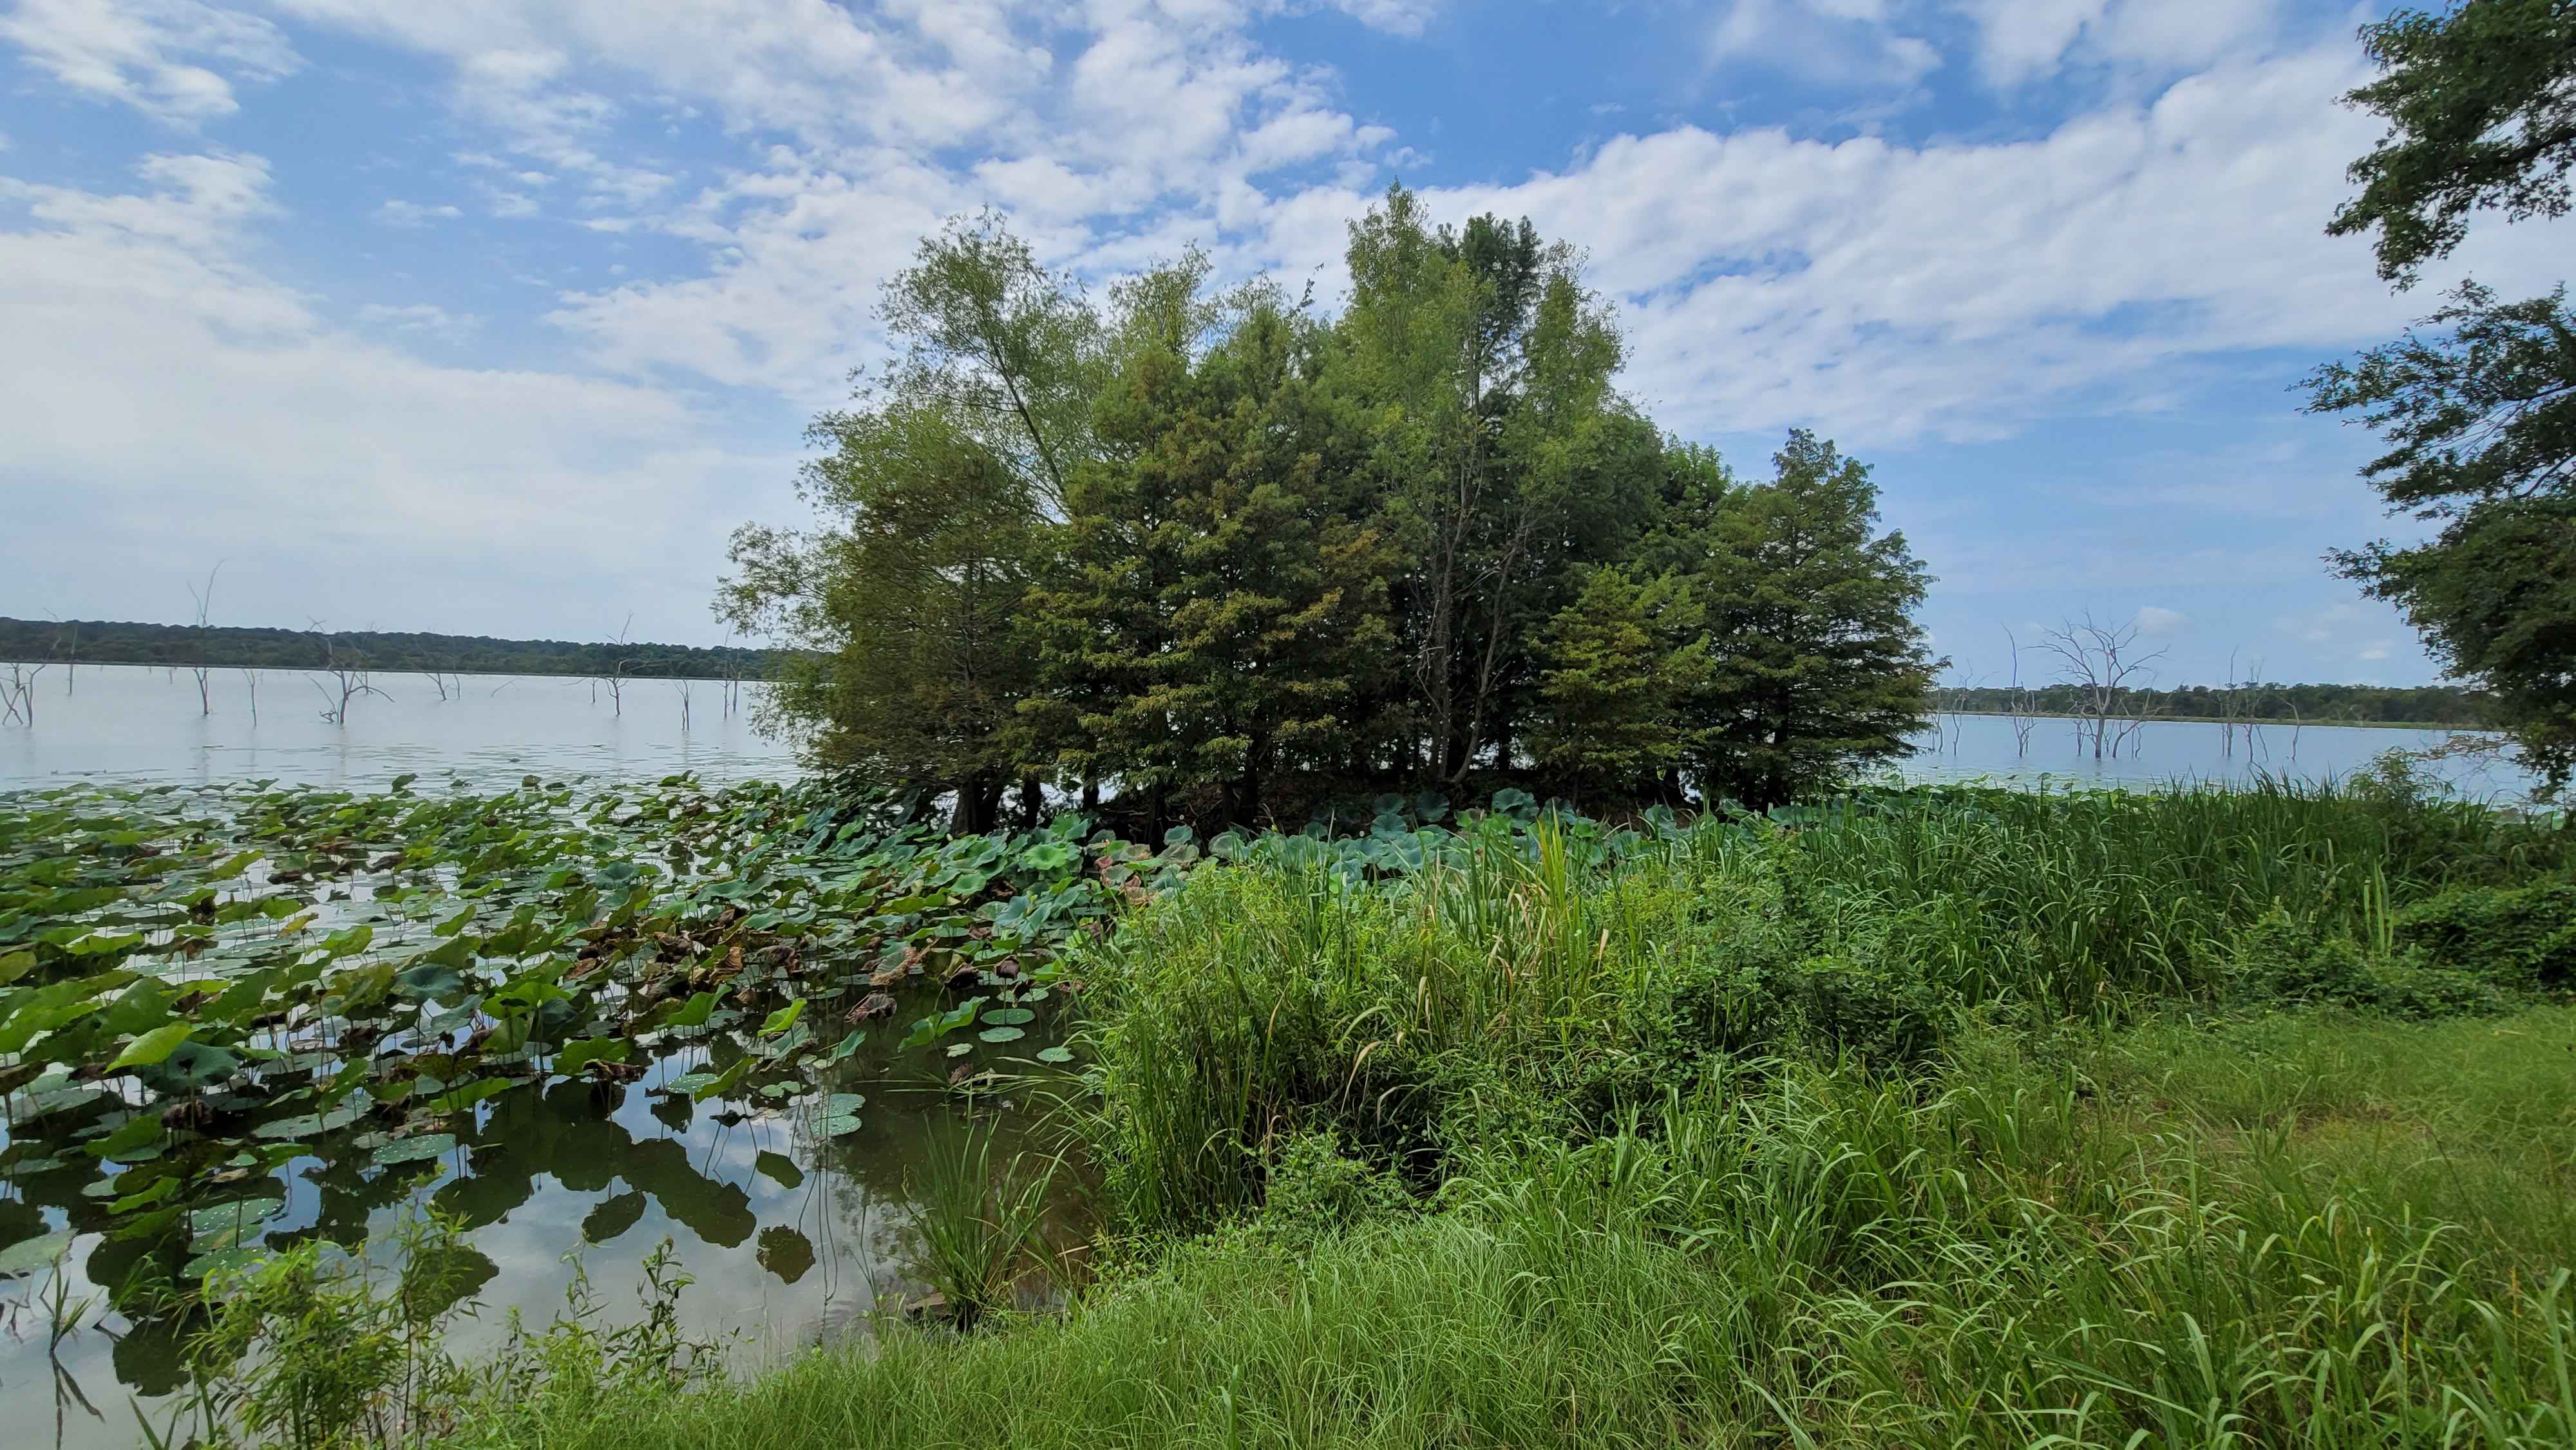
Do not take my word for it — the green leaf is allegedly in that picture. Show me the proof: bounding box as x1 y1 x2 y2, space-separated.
189 1194 286 1251
826 1028 867 1062
690 1055 754 1102
252 1103 367 1140
554 1037 629 1075
370 1134 457 1167
664 991 720 1030
820 1092 865 1117
978 1026 1025 1044
86 1114 165 1160
0 1229 75 1279
109 1022 195 1071
1036 1046 1076 1064
754 1151 804 1189
0 950 35 984
819 1113 863 1138
757 999 804 1037
424 1077 514 1115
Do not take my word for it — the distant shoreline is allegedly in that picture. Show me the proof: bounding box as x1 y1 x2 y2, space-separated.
1938 710 2494 733
1 657 753 686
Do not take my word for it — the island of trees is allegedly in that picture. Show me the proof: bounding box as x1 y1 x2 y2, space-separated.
719 190 1938 831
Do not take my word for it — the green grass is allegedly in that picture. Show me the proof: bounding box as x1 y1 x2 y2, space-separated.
182 779 2576 1448
439 1010 2576 1449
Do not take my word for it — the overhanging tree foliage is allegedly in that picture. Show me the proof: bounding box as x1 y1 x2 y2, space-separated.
2307 0 2576 799
724 189 1937 825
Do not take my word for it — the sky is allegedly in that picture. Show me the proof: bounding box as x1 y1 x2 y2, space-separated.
3 0 2569 688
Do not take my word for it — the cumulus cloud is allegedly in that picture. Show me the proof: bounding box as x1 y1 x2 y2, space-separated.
2135 605 2186 637
0 153 786 638
1708 0 1941 87
0 0 298 122
1949 0 2291 88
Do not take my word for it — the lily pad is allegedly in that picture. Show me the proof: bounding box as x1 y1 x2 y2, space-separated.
977 1026 1025 1044
0 1229 74 1279
252 1103 368 1140
1036 1046 1077 1064
189 1194 287 1251
370 1134 457 1167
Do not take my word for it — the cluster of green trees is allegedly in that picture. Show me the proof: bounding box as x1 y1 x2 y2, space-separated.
0 619 772 681
1944 682 2496 728
2306 0 2576 798
721 191 1936 830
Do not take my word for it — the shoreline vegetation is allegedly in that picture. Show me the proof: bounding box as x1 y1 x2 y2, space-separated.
0 622 2503 735
0 619 775 684
9 761 2576 1447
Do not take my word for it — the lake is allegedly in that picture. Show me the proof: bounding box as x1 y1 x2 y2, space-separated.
0 666 2544 1450
1 664 800 791
0 664 2539 802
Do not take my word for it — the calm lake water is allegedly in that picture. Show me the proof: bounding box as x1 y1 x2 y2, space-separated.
0 664 800 791
0 663 2539 801
0 664 2543 1449
1897 710 2541 802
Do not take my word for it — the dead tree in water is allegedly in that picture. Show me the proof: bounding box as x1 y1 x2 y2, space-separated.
2002 627 2039 757
308 622 388 724
0 662 46 725
185 563 223 715
595 615 639 717
2042 615 2166 760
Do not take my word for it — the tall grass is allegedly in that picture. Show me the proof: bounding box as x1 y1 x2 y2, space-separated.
237 780 2576 1449
1086 780 2573 1232
444 1013 2576 1449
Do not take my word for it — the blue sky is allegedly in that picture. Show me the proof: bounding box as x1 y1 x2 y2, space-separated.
5 0 2570 688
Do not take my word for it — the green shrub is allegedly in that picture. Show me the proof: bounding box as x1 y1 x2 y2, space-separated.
2230 907 2503 1018
1251 1131 1416 1240
2398 880 2576 989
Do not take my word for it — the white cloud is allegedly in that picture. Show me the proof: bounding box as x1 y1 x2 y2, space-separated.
1709 0 1941 87
2135 605 2186 636
374 198 462 226
355 301 482 342
1950 0 2290 88
0 152 786 639
0 0 299 122
1312 0 1437 37
2358 644 2390 662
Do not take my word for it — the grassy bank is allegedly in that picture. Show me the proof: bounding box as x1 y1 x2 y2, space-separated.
443 1009 2576 1448
149 778 2576 1447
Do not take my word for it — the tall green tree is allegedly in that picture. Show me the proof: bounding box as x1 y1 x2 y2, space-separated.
1529 567 1705 802
1031 258 1394 829
719 216 1100 830
2307 0 2576 798
1338 187 1649 782
1681 432 1937 813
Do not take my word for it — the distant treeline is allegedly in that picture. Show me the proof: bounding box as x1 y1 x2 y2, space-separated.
0 619 777 681
1940 683 2494 728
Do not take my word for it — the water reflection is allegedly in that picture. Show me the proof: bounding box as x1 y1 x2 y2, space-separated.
0 1026 1081 1450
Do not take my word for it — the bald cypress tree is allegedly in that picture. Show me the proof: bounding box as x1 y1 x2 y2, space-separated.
1681 431 1937 813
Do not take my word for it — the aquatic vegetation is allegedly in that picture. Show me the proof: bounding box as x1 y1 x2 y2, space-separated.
0 771 1193 1306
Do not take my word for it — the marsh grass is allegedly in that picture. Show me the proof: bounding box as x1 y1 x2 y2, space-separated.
439 1012 2576 1449
905 1125 1069 1328
194 778 2576 1448
1086 780 2575 1232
